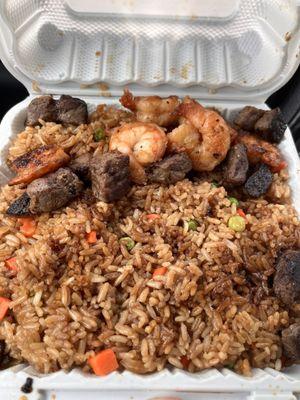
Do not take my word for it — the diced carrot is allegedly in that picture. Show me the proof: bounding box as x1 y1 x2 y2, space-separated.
237 209 246 219
180 356 190 369
88 349 119 376
5 257 18 272
18 217 36 238
153 266 167 277
0 297 10 320
146 214 160 221
272 161 287 173
86 231 97 244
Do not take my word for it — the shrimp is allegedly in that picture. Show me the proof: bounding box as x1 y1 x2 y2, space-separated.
120 90 180 127
9 145 70 186
168 97 231 171
109 122 167 184
237 133 284 171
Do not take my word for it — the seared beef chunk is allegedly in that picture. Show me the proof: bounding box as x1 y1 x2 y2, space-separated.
57 95 88 126
254 108 287 143
27 168 84 213
26 96 57 126
223 143 249 186
273 249 300 306
146 153 192 185
234 106 264 132
234 106 286 143
244 164 273 198
69 153 91 184
90 152 131 203
6 192 31 216
282 323 300 362
9 145 70 186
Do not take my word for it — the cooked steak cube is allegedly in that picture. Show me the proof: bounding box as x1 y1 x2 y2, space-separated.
282 323 300 362
9 145 70 186
254 108 287 143
57 95 88 126
27 168 84 213
69 153 91 184
224 143 249 186
273 249 300 306
146 153 192 185
244 164 273 198
234 106 264 131
6 192 31 216
26 96 57 126
90 152 131 203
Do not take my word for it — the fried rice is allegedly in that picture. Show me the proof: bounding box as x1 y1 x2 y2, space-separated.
0 106 299 376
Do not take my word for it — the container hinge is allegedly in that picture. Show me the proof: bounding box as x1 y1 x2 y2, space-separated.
248 392 296 400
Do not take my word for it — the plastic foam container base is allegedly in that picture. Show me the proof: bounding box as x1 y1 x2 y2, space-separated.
0 1 300 399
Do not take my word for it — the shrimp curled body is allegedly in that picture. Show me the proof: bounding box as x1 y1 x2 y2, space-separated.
120 90 180 127
109 122 167 184
168 98 231 171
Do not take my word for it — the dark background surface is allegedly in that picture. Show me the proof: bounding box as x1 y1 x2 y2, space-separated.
0 61 299 153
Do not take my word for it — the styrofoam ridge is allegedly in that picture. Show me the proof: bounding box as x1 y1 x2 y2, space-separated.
0 96 299 395
0 0 300 101
1 364 300 392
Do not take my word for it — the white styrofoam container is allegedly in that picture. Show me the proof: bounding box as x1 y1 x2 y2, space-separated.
0 1 300 399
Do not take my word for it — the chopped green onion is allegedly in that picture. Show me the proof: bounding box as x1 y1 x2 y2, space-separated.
228 197 239 206
187 219 198 231
225 362 235 370
120 237 135 251
211 181 220 188
228 216 246 232
94 127 106 142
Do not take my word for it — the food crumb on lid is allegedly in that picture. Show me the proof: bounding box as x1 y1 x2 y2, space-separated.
21 377 33 394
285 31 292 42
97 83 109 91
31 81 41 93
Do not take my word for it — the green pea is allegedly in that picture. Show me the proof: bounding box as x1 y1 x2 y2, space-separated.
187 219 198 231
228 216 246 232
94 127 106 142
120 237 135 251
228 197 239 206
211 181 220 188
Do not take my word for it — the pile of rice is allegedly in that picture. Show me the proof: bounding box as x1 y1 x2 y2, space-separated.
0 107 299 376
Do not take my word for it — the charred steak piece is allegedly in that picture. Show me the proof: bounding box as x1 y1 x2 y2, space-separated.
234 106 264 132
254 108 287 143
90 152 131 203
223 143 249 186
234 106 287 144
282 323 300 362
57 95 88 126
273 249 300 306
244 164 273 198
6 192 31 216
9 145 70 186
69 153 91 184
146 153 192 185
26 96 57 126
27 168 84 213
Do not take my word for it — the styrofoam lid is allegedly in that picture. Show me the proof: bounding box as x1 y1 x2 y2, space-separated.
0 0 299 102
